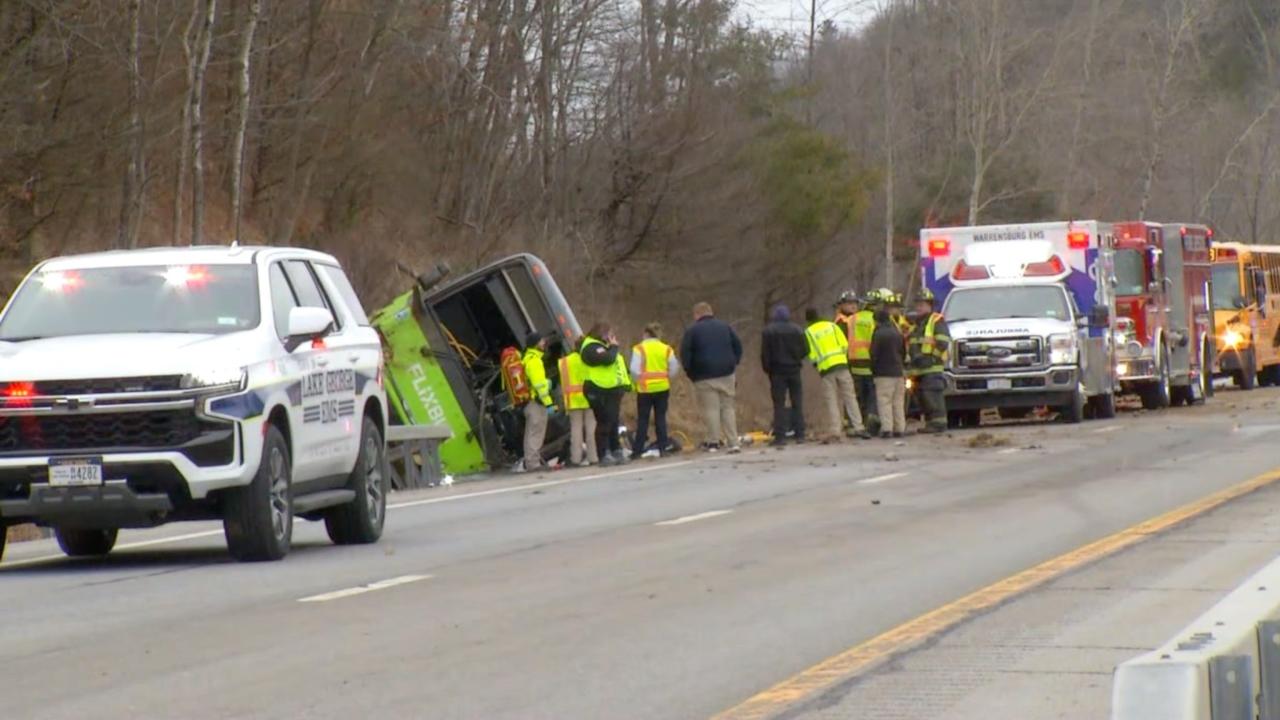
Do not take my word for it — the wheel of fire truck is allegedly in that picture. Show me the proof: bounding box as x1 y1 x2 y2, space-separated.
1202 341 1215 399
1139 349 1172 410
1058 384 1086 424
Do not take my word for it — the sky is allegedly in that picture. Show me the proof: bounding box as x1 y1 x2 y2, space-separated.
734 0 878 39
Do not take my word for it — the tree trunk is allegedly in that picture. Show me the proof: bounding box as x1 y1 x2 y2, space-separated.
117 0 144 249
190 0 217 245
173 0 203 246
230 0 261 244
1059 0 1100 216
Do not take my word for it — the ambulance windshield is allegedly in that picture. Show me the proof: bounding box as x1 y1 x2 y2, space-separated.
944 286 1071 323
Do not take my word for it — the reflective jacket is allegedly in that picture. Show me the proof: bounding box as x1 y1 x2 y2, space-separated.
522 347 553 406
805 320 850 375
558 352 590 410
581 336 631 390
908 313 951 376
630 338 678 393
851 310 876 376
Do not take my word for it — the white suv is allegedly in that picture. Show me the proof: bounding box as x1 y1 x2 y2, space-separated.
0 246 388 562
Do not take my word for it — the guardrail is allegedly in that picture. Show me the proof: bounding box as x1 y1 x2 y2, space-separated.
386 423 452 490
1111 554 1280 719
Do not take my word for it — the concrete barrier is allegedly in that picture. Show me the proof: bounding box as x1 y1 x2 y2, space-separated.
1112 554 1280 719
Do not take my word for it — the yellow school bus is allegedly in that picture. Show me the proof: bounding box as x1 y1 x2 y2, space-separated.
1209 242 1280 388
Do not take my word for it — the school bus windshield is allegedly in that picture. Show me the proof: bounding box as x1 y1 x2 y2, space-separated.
1211 262 1242 309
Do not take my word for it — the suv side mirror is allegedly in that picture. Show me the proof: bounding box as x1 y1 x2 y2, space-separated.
286 306 334 351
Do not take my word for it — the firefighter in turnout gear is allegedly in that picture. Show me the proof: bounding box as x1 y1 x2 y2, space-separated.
849 291 880 434
517 332 554 472
806 307 869 443
909 290 951 433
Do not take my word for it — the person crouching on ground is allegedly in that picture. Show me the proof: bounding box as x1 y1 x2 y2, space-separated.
870 309 907 439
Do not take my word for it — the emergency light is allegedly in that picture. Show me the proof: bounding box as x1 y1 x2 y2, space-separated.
1067 231 1090 249
927 238 951 257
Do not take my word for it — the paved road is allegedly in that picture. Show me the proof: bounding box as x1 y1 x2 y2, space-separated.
4 388 1280 720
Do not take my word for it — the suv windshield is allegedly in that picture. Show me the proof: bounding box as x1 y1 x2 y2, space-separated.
0 264 260 340
1211 262 1243 309
1113 249 1146 296
944 286 1072 322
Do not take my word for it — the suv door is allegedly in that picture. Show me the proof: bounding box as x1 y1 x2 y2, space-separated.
269 260 339 481
314 262 383 470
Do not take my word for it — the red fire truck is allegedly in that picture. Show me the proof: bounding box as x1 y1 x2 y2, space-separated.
1110 222 1215 407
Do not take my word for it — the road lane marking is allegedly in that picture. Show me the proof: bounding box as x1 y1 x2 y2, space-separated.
655 509 733 526
856 472 908 485
710 465 1280 720
996 448 1020 455
1 461 704 570
298 574 432 603
388 461 698 510
1092 425 1122 434
0 529 225 570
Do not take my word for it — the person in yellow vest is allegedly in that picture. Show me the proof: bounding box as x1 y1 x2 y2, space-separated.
558 346 599 467
805 307 869 443
909 290 952 434
581 322 633 466
516 332 553 473
629 322 680 459
836 290 879 435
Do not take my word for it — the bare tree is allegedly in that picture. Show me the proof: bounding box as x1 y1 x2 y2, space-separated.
230 0 262 243
173 0 204 245
190 0 217 245
117 0 144 249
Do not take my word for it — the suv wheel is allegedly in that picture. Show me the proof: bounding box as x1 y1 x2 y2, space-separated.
0 526 7 563
223 424 293 562
325 419 388 545
54 528 118 557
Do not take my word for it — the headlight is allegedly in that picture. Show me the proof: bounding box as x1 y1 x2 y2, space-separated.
1048 333 1077 365
1116 361 1129 376
181 367 247 392
1222 329 1244 349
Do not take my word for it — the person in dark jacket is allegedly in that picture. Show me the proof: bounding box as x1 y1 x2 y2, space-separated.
761 303 808 446
580 322 631 466
679 302 743 452
870 309 907 438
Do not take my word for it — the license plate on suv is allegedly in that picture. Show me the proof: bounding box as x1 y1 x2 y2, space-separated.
987 378 1012 390
48 457 104 487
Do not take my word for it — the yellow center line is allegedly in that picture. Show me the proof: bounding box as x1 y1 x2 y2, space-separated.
711 466 1280 720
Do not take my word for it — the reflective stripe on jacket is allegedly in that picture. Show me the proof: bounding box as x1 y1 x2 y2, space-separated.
850 310 875 376
908 313 951 376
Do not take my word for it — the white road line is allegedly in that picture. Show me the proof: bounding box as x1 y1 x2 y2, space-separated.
1093 425 1122 434
1 461 702 569
298 574 432 603
655 509 733 526
388 460 697 510
857 472 908 485
997 447 1021 455
0 529 225 569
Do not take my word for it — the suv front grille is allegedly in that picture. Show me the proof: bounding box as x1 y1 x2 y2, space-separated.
955 337 1043 371
33 375 184 396
0 410 211 451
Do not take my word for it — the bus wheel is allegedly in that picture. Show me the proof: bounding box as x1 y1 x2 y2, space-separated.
1240 350 1258 390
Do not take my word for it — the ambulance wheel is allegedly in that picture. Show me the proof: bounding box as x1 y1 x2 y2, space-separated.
54 527 118 557
325 419 387 546
1059 386 1085 424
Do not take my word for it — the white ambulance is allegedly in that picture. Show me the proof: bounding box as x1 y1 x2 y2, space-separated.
918 221 1119 426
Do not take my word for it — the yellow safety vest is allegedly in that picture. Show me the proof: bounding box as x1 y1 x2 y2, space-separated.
850 310 875 376
908 313 950 376
558 352 590 410
522 347 552 406
581 337 631 390
633 338 674 394
806 320 849 374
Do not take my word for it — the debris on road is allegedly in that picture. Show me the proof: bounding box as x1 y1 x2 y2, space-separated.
967 432 1011 449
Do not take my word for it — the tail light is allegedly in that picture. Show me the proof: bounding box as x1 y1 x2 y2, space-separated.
5 382 34 398
1024 255 1066 276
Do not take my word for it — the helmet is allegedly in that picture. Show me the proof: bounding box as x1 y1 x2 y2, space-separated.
837 289 859 305
915 289 936 305
886 292 904 307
